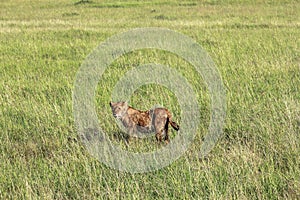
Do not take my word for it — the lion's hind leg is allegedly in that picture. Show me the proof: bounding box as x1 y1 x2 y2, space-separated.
155 129 163 143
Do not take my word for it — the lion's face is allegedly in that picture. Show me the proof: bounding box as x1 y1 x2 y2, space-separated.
109 101 128 119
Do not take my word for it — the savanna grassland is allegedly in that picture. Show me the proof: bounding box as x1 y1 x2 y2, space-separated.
0 0 299 199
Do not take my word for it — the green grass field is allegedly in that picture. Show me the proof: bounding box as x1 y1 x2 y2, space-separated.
1 0 299 199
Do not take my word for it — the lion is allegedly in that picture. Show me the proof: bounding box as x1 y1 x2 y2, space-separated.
109 101 179 144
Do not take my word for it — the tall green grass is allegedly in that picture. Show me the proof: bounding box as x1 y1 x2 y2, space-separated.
0 0 299 199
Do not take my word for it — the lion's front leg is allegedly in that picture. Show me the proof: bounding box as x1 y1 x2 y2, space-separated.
126 122 138 145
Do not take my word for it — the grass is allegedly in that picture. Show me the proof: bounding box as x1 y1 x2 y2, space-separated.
1 0 299 199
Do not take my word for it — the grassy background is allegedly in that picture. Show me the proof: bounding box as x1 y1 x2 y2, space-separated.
1 0 299 199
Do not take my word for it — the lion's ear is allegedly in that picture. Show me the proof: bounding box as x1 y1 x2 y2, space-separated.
124 102 128 107
109 102 113 107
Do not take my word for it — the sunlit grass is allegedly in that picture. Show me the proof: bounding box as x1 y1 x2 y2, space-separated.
0 0 299 199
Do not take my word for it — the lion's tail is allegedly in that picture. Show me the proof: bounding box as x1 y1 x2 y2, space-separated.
167 111 180 131
170 121 179 131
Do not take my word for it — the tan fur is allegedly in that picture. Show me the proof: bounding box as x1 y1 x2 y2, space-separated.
109 101 179 144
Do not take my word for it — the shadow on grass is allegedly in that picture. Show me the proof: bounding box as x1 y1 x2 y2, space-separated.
74 0 93 5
